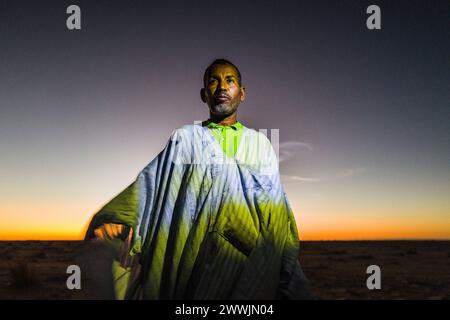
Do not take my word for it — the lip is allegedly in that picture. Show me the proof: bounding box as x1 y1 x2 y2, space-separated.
215 95 230 102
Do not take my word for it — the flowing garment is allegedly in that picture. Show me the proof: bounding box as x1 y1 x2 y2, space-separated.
84 122 310 299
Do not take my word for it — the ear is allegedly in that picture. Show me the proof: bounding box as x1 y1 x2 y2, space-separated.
200 88 207 103
239 86 246 102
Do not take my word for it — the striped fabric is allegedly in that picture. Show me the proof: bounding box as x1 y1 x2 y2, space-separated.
84 122 310 300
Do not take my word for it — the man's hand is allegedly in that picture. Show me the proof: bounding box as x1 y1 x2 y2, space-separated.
77 223 131 299
93 223 127 241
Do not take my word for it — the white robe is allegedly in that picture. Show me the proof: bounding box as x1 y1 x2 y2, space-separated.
85 123 310 299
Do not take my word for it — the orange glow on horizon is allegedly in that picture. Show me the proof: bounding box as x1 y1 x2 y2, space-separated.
1 199 449 241
1 227 449 241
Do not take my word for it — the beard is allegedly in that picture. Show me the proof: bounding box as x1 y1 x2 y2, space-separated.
209 101 238 116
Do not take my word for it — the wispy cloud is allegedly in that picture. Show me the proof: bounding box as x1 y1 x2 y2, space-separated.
281 175 320 182
278 140 367 183
281 167 367 184
278 141 313 163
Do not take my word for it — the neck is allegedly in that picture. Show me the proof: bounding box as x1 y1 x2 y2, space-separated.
209 112 237 126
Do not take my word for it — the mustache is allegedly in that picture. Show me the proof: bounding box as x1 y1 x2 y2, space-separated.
214 92 230 99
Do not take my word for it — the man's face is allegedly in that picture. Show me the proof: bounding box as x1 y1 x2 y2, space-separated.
201 64 246 116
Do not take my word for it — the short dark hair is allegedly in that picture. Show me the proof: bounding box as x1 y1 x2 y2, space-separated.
203 59 242 87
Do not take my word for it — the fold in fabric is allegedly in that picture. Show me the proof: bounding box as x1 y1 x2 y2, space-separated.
84 123 310 299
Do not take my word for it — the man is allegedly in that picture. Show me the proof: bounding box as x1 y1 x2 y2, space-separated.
82 59 311 300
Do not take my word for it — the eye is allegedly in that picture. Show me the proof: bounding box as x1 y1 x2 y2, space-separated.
227 79 234 84
208 78 217 85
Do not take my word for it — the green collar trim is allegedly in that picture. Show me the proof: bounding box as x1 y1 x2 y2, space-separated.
206 120 244 130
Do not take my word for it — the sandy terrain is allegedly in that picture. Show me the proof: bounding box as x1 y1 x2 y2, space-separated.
299 241 450 299
0 240 449 299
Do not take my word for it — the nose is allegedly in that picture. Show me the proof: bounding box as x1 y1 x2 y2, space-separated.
218 79 228 91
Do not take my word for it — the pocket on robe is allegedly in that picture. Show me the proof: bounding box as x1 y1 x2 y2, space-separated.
187 231 248 299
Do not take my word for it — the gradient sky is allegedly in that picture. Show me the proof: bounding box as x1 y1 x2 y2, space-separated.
0 0 449 240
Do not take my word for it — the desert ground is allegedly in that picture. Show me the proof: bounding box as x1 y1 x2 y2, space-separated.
0 240 449 299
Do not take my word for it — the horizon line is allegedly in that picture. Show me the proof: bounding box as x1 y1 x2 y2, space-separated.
1 238 449 242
